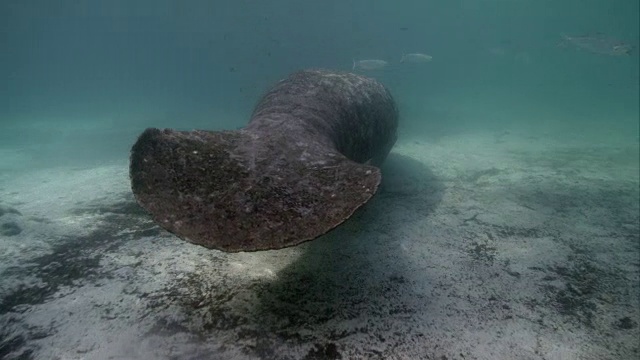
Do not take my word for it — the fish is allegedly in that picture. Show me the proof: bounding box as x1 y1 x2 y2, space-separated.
400 53 433 63
129 69 399 252
558 33 633 56
352 59 388 71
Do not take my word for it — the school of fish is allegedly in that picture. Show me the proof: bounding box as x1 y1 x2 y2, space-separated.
352 52 433 71
351 32 633 72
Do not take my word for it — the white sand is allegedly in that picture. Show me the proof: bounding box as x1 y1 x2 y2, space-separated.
0 130 638 360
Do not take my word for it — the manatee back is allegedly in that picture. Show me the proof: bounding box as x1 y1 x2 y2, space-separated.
248 69 399 165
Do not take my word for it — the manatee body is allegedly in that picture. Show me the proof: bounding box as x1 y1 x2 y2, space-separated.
130 69 399 252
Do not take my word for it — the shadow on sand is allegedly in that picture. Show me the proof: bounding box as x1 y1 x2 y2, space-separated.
238 152 445 358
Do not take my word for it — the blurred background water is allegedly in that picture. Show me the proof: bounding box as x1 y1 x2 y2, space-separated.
0 3 639 359
1 0 638 169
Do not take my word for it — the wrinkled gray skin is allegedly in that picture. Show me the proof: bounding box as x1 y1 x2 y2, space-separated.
130 69 398 252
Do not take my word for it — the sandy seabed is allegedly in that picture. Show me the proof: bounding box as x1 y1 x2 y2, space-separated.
0 130 638 360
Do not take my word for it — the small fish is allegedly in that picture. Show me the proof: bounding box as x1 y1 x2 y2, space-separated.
558 33 633 56
352 59 388 71
400 53 433 63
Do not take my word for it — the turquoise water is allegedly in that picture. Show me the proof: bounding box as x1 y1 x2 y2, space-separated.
1 0 637 167
1 1 639 359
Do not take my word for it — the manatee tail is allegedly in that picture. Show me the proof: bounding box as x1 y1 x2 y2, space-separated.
129 128 381 252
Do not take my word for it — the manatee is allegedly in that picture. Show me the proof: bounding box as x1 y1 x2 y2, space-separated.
129 69 399 252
